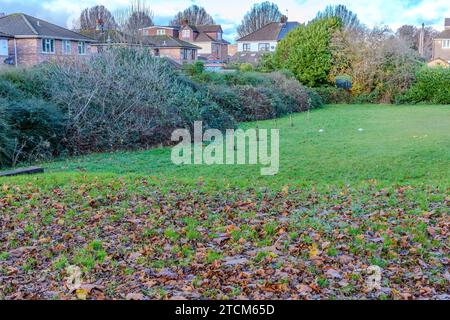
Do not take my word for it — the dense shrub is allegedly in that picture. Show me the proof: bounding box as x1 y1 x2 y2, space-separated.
207 85 245 121
266 72 313 111
2 98 66 165
314 86 353 104
0 106 13 167
400 67 450 104
0 67 51 99
44 49 235 153
0 79 21 99
239 63 254 72
274 17 342 86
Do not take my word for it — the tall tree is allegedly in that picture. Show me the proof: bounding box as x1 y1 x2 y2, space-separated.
115 0 154 34
237 2 282 38
274 18 342 87
396 24 438 60
170 5 215 26
316 4 363 32
78 5 117 30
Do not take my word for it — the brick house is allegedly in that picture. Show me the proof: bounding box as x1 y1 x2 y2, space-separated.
0 13 96 67
234 16 299 65
142 22 229 61
430 18 450 66
88 26 199 65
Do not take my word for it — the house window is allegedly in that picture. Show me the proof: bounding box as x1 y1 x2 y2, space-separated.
78 41 86 55
62 40 71 54
157 29 166 36
243 43 251 52
191 49 196 60
443 39 450 49
181 49 189 60
42 38 55 53
182 30 190 38
0 39 8 56
217 32 222 41
258 43 270 51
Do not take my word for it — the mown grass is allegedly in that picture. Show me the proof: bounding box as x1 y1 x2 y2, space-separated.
3 104 449 190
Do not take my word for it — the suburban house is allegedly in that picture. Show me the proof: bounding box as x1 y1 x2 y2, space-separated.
429 18 450 67
0 13 97 67
142 22 229 62
236 16 299 53
88 22 199 65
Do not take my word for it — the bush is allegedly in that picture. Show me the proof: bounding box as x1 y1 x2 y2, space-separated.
2 98 66 164
44 48 234 153
184 61 205 76
266 72 313 111
314 86 353 104
0 67 50 99
0 105 13 167
239 63 254 72
0 79 21 99
400 67 450 104
207 85 245 121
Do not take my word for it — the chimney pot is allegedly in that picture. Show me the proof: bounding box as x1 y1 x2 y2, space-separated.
182 19 189 26
280 15 288 24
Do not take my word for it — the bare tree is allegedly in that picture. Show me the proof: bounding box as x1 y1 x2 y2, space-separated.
396 24 438 60
237 2 282 38
115 0 154 36
170 5 215 26
316 4 364 32
77 5 117 31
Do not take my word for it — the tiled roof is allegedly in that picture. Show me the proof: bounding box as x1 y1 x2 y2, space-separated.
445 18 450 27
0 13 95 42
195 25 222 33
435 29 450 39
0 31 12 38
277 22 300 41
237 21 299 42
144 35 200 49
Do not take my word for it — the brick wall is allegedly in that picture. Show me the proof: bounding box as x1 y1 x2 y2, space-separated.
9 38 96 67
432 39 450 61
159 47 196 64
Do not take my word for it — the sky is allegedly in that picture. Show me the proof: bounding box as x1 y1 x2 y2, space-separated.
0 0 449 42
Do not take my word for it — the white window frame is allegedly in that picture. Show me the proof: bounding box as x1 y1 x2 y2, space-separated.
0 39 8 56
42 38 55 54
78 41 86 55
258 43 270 52
443 39 450 49
182 29 190 38
62 40 71 54
156 29 166 35
243 43 251 52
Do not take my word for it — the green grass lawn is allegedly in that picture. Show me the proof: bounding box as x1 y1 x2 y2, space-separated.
1 104 449 300
5 104 449 190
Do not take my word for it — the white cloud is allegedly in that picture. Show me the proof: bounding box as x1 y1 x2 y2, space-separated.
2 0 449 42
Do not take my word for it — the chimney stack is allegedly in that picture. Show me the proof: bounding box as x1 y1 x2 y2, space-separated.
445 18 450 30
182 19 189 26
280 15 288 24
419 23 425 58
96 18 105 32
